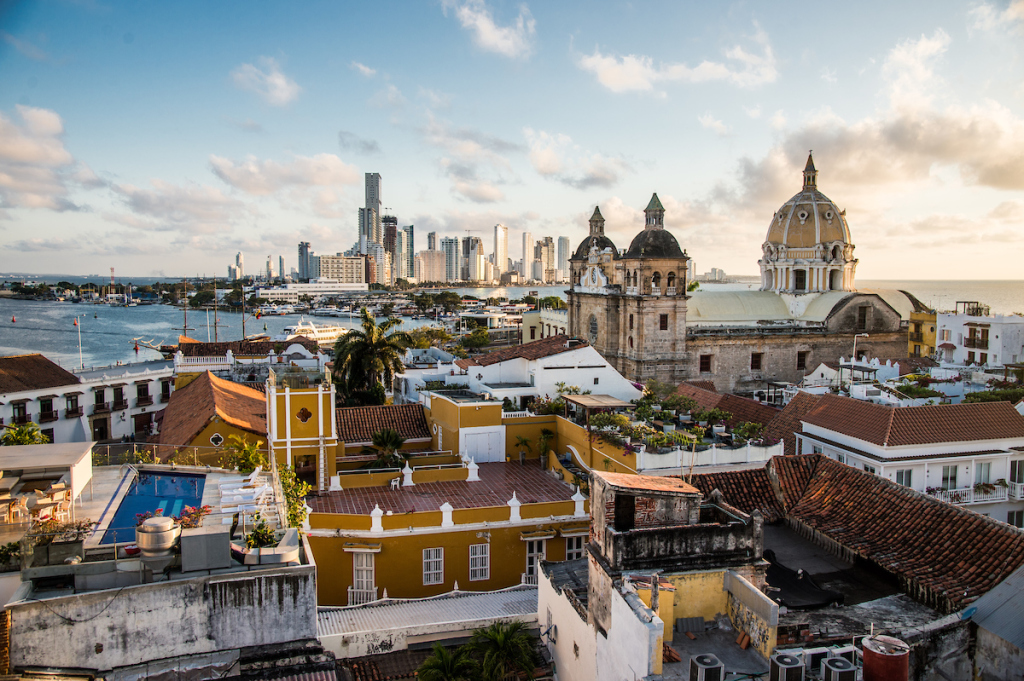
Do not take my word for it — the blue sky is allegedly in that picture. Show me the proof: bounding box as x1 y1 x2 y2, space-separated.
1 0 1023 279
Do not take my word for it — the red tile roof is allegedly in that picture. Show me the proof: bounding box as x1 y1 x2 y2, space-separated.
683 380 717 393
595 471 700 495
309 461 575 514
691 454 1024 613
762 392 822 456
0 354 80 393
774 455 1024 613
455 335 583 369
686 468 785 522
177 337 319 357
335 404 431 444
675 383 780 429
158 372 266 447
802 394 1024 447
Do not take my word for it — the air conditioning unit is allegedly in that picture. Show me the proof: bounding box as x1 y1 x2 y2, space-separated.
803 647 830 675
689 653 724 681
830 644 857 664
769 652 804 681
821 657 856 681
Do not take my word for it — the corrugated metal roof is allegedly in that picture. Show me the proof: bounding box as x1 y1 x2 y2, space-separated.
317 586 538 638
271 672 337 681
969 563 1024 648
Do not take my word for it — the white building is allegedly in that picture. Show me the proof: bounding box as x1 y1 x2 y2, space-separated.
317 255 365 285
415 249 446 284
936 302 1024 368
255 279 369 303
441 237 460 282
796 394 1024 527
493 223 508 276
0 354 174 443
557 235 570 280
521 308 568 343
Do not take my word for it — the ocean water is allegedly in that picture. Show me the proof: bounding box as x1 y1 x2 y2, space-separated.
1 281 1021 368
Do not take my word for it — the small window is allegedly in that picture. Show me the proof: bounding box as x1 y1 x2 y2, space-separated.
593 377 599 385
797 351 808 371
812 445 823 454
469 544 490 581
864 465 876 475
896 469 913 487
525 540 546 583
136 383 150 399
41 428 54 443
423 548 444 586
1010 460 1024 484
699 355 713 373
750 353 763 371
66 395 79 412
836 453 846 464
629 314 634 330
1009 510 1024 529
976 462 991 484
659 314 668 330
942 465 958 490
566 536 585 560
530 327 536 340
857 306 869 331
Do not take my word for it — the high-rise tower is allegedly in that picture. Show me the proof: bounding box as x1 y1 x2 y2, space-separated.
493 224 508 276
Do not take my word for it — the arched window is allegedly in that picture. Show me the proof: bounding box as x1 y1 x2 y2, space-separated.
831 245 841 261
652 272 661 288
667 272 676 290
794 269 807 291
628 336 634 349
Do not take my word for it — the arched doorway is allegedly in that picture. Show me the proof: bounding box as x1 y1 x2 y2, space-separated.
829 270 841 290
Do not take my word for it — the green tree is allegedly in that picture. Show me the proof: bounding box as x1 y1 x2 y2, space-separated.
437 291 463 312
224 435 269 473
687 279 700 292
460 327 491 349
417 643 478 681
410 327 453 349
414 292 436 313
1 422 50 446
277 464 312 528
333 308 412 405
470 620 538 681
539 296 566 310
366 428 407 468
189 290 215 308
537 428 555 457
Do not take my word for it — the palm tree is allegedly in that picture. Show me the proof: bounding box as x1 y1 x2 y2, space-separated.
514 436 532 464
333 308 412 406
470 620 538 681
0 422 50 446
366 428 406 468
537 429 555 458
417 643 478 681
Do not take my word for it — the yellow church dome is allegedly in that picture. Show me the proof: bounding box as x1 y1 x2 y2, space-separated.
764 154 851 249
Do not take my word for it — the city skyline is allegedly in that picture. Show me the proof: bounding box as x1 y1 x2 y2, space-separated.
1 1 1023 279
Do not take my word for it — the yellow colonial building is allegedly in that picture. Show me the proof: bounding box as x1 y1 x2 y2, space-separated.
910 310 937 358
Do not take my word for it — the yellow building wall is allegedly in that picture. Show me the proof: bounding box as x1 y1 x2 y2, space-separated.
503 415 558 461
662 570 730 624
179 418 265 466
271 386 337 487
554 417 638 474
636 584 678 644
308 522 575 605
910 311 937 357
174 372 203 390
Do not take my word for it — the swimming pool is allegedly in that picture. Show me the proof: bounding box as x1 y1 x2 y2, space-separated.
101 471 206 544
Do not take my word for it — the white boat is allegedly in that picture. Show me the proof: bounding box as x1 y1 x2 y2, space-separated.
271 318 348 346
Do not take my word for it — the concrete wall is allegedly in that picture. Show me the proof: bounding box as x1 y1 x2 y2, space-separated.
539 568 596 681
9 565 317 673
596 583 663 681
724 570 778 659
974 625 1024 681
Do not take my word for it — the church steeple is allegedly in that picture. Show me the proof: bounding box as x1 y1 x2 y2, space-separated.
644 193 665 230
589 206 605 236
803 152 817 189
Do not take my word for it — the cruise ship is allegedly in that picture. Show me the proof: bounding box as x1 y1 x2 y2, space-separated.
271 318 348 346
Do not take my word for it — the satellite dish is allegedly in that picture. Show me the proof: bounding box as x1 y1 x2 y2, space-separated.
961 606 977 620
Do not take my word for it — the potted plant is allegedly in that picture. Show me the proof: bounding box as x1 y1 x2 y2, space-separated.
30 518 94 566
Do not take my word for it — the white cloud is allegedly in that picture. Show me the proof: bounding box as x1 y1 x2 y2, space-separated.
112 179 246 233
770 110 787 130
231 57 301 106
370 84 407 109
420 114 520 202
0 105 100 213
970 0 1024 32
210 153 360 209
578 24 776 94
881 29 950 110
338 130 381 155
698 113 731 137
524 128 629 189
444 0 536 59
350 61 377 77
418 87 452 109
744 105 762 119
820 67 837 84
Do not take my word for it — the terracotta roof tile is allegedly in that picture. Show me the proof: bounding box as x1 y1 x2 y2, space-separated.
686 468 786 522
772 455 1024 613
802 394 1024 447
595 470 699 495
675 383 780 429
177 337 319 357
0 354 80 393
158 372 266 447
335 404 431 444
762 392 822 456
457 335 583 369
683 380 717 393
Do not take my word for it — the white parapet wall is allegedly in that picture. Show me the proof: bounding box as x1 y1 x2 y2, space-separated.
637 441 783 473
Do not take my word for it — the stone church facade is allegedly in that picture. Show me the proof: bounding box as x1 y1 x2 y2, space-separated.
568 155 921 393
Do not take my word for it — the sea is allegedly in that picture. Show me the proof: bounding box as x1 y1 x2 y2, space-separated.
1 280 1022 370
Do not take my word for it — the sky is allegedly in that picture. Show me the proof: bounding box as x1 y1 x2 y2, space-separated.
1 0 1023 280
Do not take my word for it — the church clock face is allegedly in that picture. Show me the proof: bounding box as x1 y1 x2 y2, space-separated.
588 314 598 344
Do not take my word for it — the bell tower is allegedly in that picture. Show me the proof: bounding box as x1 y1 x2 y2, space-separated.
266 367 338 492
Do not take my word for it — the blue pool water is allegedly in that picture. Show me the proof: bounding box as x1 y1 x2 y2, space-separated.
101 471 206 544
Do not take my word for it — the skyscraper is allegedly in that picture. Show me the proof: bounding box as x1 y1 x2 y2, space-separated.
440 237 460 282
298 242 311 280
427 232 437 251
403 224 414 276
536 237 555 282
235 252 244 279
557 236 570 280
266 255 273 280
362 173 382 247
493 224 508 276
461 236 483 281
522 231 532 269
279 255 285 282
394 228 408 282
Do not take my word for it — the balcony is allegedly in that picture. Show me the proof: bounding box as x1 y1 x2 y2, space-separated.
136 395 153 407
92 402 110 415
965 337 989 349
38 410 59 423
65 406 83 418
521 573 539 586
12 413 31 425
666 286 676 296
161 393 171 404
347 586 378 605
112 400 129 411
1010 481 1024 500
932 485 1008 505
625 286 638 295
909 332 924 342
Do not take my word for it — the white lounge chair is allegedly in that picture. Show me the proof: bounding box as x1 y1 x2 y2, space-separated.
218 467 264 488
220 485 272 504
